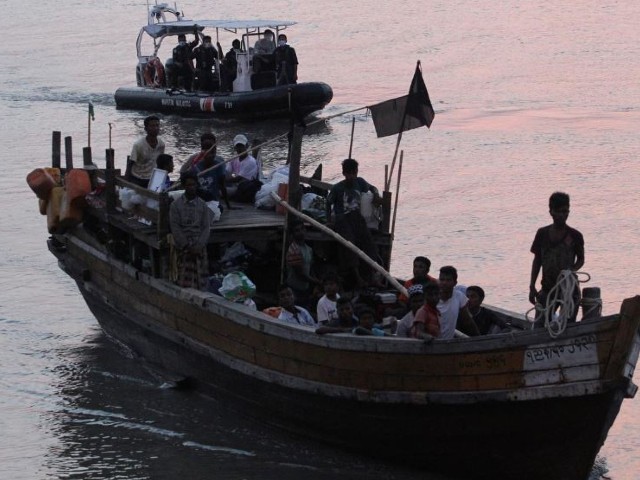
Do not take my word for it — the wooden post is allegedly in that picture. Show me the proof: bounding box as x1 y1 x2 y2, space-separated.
105 148 115 170
287 125 304 210
52 131 61 169
381 191 392 233
157 192 170 238
83 147 92 169
64 136 74 170
105 169 117 214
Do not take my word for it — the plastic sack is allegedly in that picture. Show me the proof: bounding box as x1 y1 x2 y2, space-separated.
206 200 222 222
219 272 256 303
119 187 144 210
360 191 381 229
255 171 289 209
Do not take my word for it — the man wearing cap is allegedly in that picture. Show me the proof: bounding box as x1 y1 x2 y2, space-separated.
226 134 259 183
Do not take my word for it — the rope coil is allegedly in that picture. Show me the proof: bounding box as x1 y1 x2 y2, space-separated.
526 270 591 338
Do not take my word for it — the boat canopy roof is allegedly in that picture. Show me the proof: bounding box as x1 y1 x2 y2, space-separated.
143 19 296 39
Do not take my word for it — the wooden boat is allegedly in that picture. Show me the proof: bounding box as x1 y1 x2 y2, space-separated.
114 4 333 120
34 130 640 480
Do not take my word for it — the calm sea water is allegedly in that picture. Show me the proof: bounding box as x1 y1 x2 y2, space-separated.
1 1 639 478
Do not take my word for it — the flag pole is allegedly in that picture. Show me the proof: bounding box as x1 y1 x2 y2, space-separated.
385 61 420 191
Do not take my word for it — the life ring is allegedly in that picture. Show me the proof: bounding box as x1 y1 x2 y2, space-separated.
143 58 165 88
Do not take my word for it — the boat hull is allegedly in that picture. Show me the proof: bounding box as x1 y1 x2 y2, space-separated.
51 233 640 480
114 82 333 120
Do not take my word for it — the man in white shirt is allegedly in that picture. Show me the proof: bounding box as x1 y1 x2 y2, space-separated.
316 274 340 325
226 134 258 182
436 265 479 339
127 115 165 188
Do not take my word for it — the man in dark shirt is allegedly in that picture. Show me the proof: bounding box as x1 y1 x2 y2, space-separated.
171 32 199 90
193 35 218 91
326 158 381 289
274 34 298 85
529 191 585 324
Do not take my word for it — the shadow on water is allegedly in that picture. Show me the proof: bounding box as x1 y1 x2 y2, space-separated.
45 332 451 480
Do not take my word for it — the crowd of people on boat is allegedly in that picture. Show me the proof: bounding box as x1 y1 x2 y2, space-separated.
123 116 585 341
145 29 299 93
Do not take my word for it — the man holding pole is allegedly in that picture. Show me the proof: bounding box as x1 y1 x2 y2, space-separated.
326 158 381 289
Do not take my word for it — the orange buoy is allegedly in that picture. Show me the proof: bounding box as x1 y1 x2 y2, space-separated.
59 190 84 230
27 168 57 200
44 167 61 186
65 169 92 209
47 186 64 233
38 198 48 215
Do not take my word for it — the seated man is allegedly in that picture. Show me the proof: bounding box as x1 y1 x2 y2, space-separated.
168 171 211 290
326 158 381 289
466 285 510 335
226 134 261 203
410 282 441 342
184 133 230 210
316 274 340 325
437 266 479 339
274 285 316 326
315 297 359 334
397 256 438 306
396 284 425 337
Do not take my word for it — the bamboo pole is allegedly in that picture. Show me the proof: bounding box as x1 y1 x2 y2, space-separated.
270 191 408 297
391 151 403 236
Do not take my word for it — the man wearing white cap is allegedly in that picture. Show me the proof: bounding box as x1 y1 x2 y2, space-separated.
226 134 258 183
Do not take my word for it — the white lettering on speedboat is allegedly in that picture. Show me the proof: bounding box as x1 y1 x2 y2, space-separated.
161 99 175 106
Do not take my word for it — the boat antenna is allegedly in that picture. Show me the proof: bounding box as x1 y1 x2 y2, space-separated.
108 123 113 150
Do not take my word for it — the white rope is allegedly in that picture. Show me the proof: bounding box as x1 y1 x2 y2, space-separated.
526 270 591 338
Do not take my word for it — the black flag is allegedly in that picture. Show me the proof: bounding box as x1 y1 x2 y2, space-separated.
368 62 435 138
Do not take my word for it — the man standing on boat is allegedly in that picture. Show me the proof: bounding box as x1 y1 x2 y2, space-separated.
193 35 218 91
126 115 165 188
169 171 211 290
274 34 298 85
171 31 199 91
253 29 276 74
529 191 585 325
326 158 381 289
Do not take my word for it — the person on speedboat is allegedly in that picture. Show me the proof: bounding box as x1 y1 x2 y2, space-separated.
253 29 276 74
274 34 298 85
221 39 242 91
193 35 219 91
170 31 199 90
